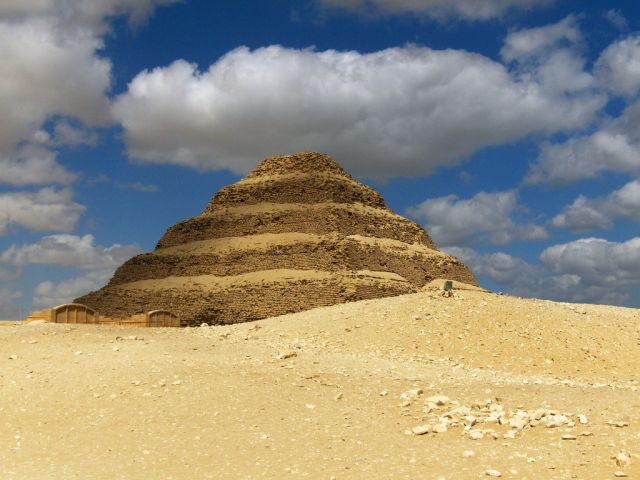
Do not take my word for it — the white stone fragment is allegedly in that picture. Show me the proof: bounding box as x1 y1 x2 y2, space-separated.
484 469 502 477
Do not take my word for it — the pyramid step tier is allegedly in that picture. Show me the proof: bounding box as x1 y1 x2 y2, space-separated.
109 233 472 288
76 269 416 326
158 202 435 249
204 173 386 211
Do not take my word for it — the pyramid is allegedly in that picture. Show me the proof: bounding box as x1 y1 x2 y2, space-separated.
76 152 476 325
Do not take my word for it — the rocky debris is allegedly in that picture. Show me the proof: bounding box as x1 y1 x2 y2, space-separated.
75 152 476 325
409 396 590 440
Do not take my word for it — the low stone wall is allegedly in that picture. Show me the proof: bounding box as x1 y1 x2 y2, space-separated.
27 305 180 328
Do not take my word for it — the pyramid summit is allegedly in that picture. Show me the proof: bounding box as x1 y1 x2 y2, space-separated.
76 152 476 325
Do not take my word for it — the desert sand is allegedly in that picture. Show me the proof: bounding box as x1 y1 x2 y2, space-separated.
2 287 639 479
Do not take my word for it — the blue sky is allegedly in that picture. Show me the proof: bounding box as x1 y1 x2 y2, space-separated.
1 0 640 318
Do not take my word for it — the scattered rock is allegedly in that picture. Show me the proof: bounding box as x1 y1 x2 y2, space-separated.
484 469 502 477
614 472 628 478
411 425 430 435
425 395 449 405
277 350 297 360
614 452 631 467
561 434 577 440
433 423 448 433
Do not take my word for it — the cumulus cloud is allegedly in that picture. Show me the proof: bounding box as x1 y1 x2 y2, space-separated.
0 19 112 153
604 9 629 31
32 270 112 308
501 15 581 62
113 44 604 179
595 35 640 97
317 0 554 21
0 234 139 269
0 188 85 235
406 190 547 246
552 180 640 231
448 238 640 305
0 146 77 186
0 288 23 319
527 100 640 184
0 0 177 186
0 0 179 33
540 237 640 294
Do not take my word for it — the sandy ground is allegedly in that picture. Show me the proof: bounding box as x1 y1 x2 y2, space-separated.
1 289 639 479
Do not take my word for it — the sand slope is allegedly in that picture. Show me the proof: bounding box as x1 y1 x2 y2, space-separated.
1 289 639 479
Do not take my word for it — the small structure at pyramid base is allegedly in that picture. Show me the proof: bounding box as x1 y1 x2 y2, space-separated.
76 152 477 326
27 303 181 328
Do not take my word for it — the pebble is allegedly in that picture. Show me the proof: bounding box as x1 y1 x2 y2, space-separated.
433 423 448 433
462 450 475 458
334 393 343 401
401 388 424 399
615 452 631 467
468 430 484 440
411 425 430 435
426 395 449 406
614 472 628 478
578 414 588 424
484 469 502 477
561 434 577 440
277 350 297 360
8 354 17 360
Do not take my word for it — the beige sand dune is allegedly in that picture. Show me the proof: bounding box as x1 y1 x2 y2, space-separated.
1 288 639 479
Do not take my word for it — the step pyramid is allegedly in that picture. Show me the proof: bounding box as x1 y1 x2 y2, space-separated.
76 152 476 325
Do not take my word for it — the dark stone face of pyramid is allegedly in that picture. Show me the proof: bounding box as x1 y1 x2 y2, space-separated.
76 152 476 325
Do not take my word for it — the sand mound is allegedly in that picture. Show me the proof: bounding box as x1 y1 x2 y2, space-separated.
76 152 475 325
2 290 638 479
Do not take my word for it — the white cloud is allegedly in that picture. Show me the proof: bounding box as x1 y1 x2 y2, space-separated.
0 0 178 185
501 15 581 62
0 18 112 153
406 190 547 246
527 100 640 184
540 237 640 289
604 9 628 31
0 146 77 186
33 270 112 308
448 239 640 306
116 181 159 192
0 288 23 319
318 0 554 21
0 0 179 33
595 35 640 97
0 234 139 269
0 188 85 235
113 45 604 179
552 180 640 231
52 121 98 147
